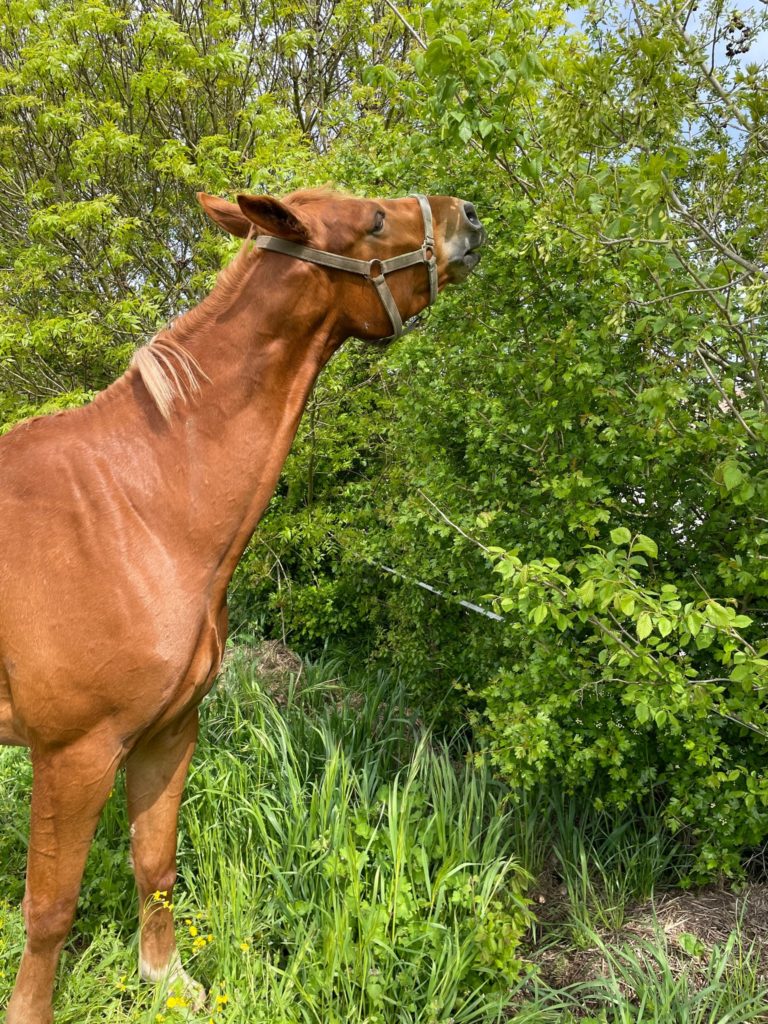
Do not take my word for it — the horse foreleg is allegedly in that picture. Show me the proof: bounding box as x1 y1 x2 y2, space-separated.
7 735 121 1024
125 708 204 1008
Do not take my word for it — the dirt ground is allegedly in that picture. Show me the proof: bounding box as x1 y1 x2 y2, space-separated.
532 882 768 990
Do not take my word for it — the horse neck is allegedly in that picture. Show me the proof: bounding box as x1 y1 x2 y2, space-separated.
121 251 339 582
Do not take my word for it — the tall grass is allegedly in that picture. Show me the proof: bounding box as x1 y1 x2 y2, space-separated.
179 660 532 1024
548 792 688 942
0 655 531 1023
567 927 768 1023
0 652 766 1023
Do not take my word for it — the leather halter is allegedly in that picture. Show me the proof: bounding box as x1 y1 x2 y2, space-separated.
253 193 438 340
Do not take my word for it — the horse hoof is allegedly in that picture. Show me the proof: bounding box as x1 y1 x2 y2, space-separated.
168 966 207 1013
142 953 207 1012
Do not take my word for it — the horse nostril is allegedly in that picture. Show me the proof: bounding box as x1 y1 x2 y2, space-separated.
464 202 480 226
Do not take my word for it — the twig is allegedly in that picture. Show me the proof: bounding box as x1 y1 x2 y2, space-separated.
629 276 748 307
381 0 426 49
716 711 768 741
663 176 767 280
695 345 759 441
670 15 768 156
417 489 490 553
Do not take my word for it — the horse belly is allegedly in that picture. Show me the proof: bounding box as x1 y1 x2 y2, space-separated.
1 575 229 747
0 458 224 746
0 570 207 746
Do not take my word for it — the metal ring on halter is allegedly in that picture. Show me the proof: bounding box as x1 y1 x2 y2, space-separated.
253 194 438 341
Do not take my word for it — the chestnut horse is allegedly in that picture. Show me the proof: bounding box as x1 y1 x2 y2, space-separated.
0 188 485 1022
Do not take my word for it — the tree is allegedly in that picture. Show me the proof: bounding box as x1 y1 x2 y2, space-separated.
246 0 768 875
0 0 420 423
3 0 768 875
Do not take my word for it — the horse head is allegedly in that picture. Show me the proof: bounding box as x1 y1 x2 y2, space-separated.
197 188 486 343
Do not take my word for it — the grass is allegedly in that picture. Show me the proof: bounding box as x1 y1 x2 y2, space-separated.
0 650 766 1022
544 926 768 1023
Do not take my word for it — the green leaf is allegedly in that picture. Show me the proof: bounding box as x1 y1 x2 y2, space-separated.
531 604 548 625
632 534 658 559
678 932 705 958
610 527 632 546
618 593 636 616
722 461 743 491
686 613 703 637
706 602 733 629
637 612 653 640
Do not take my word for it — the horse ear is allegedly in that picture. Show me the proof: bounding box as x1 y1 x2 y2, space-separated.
197 193 251 237
236 194 310 243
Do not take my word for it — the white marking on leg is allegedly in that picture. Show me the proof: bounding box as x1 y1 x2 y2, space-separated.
140 950 206 1010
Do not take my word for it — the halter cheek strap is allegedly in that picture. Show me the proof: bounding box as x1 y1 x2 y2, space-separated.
253 193 438 340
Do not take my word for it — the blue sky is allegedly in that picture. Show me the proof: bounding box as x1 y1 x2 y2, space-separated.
565 1 768 66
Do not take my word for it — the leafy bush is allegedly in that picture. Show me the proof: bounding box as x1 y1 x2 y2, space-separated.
3 0 768 878
233 0 768 875
480 532 768 879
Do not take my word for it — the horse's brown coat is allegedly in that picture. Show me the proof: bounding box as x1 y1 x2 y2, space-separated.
0 188 484 1022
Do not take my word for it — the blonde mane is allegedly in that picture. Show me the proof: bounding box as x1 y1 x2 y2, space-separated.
130 235 254 420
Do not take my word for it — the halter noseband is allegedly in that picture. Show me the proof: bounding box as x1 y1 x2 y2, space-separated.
253 193 438 341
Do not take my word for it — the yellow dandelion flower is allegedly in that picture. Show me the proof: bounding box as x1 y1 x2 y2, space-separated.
216 993 229 1005
188 925 198 937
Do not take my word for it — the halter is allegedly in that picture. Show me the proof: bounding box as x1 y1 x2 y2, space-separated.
253 193 438 340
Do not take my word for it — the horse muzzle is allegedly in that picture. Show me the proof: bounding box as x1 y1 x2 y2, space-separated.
446 201 487 282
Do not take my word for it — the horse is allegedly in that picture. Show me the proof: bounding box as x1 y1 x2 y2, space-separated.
0 187 485 1022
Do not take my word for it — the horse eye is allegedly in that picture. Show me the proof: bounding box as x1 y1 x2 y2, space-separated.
372 211 385 234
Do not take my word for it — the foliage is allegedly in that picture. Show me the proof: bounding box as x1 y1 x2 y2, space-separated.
2 0 768 875
566 927 768 1024
181 659 532 1023
483 530 768 877
227 0 768 875
0 0 421 423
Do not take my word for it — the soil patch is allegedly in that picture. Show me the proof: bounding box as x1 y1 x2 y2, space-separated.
532 882 768 991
